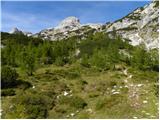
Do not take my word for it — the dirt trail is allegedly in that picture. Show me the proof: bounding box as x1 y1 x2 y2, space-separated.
123 69 141 108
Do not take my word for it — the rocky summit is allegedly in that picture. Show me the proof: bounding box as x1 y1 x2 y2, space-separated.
10 27 32 37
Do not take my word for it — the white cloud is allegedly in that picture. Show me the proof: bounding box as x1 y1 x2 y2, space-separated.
2 12 60 33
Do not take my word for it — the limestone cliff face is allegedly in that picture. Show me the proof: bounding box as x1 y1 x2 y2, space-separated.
104 0 159 49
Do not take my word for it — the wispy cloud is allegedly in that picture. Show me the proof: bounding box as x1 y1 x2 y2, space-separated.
2 11 60 33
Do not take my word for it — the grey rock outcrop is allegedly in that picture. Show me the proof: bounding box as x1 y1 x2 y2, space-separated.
33 16 102 41
104 0 159 49
32 0 158 49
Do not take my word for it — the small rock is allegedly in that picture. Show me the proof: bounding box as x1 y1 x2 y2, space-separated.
32 86 35 89
57 95 60 99
124 85 128 88
123 69 128 76
128 75 133 78
69 94 73 97
143 100 148 104
137 84 143 87
70 113 75 117
9 105 13 109
64 91 69 96
150 115 156 118
133 116 138 119
155 103 158 105
112 91 120 95
111 89 116 92
113 85 117 88
145 113 150 115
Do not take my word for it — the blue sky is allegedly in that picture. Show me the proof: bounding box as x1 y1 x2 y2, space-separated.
1 1 151 33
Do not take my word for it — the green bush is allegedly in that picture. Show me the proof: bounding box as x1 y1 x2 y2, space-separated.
80 54 90 68
59 96 87 109
55 57 66 66
12 93 52 118
1 66 18 89
1 89 16 96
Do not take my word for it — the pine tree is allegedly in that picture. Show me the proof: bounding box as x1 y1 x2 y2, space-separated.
21 48 35 76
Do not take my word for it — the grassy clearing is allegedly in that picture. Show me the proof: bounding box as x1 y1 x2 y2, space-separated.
1 64 159 119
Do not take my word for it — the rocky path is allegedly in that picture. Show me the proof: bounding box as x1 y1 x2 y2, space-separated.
123 69 141 108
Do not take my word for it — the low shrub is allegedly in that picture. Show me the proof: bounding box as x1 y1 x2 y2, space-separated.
59 96 87 109
12 93 52 118
1 66 18 89
1 89 16 96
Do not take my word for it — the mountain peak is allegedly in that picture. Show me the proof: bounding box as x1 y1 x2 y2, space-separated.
56 16 80 29
9 27 32 36
9 27 22 34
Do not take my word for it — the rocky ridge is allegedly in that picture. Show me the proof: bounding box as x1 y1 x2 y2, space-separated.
33 16 103 41
104 0 159 49
10 1 159 49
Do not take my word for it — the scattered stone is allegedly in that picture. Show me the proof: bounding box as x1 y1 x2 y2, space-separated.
119 86 123 89
69 94 73 97
113 91 120 95
64 91 69 96
143 100 148 104
111 89 116 92
70 113 75 117
113 85 117 88
137 84 143 87
145 113 150 115
124 85 128 88
123 69 128 76
133 116 138 119
128 75 133 79
57 95 60 99
9 105 13 109
150 115 156 118
32 85 35 89
129 84 134 87
69 90 72 93
0 109 3 116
